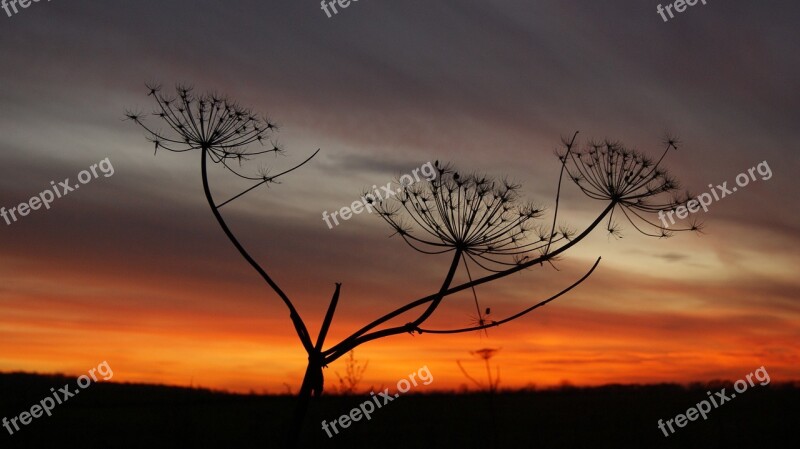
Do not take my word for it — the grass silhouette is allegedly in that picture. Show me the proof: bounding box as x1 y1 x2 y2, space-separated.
1 372 796 449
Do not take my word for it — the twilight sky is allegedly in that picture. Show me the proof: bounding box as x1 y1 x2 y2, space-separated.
0 0 798 393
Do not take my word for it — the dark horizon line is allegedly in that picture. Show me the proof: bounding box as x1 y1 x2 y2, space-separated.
2 370 798 397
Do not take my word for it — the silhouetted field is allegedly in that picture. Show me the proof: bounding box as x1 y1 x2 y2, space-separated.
1 372 797 448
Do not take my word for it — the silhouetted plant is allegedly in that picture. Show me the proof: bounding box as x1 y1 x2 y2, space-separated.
331 350 368 395
559 135 702 238
457 347 502 447
128 83 697 448
457 348 501 393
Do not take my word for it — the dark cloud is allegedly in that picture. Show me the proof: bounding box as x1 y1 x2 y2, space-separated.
655 253 690 262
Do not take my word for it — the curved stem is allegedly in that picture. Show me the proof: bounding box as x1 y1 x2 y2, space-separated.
410 249 462 326
545 131 579 255
456 360 484 390
323 249 462 365
419 256 601 334
323 201 615 360
200 147 314 354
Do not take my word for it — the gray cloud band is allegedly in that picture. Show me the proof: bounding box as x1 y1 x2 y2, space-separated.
322 161 436 230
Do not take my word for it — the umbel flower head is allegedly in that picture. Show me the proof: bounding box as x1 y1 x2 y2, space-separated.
558 135 702 237
471 347 500 361
369 161 574 272
125 83 282 182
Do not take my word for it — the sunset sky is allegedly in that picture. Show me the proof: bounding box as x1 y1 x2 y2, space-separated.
1 0 798 394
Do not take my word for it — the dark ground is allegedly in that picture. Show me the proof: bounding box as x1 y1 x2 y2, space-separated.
1 372 797 449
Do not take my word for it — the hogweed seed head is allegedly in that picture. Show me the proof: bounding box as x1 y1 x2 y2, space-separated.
127 83 283 181
557 137 699 237
370 164 572 272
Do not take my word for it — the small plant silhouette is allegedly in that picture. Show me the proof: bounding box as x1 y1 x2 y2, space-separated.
457 348 501 393
128 83 698 447
457 347 503 447
331 350 369 395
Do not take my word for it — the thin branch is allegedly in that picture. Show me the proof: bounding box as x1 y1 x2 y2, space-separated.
201 147 315 354
216 149 320 208
456 360 485 390
315 283 342 353
419 256 601 334
322 202 614 361
545 131 579 255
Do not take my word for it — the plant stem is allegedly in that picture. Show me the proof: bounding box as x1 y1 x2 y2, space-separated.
200 147 315 353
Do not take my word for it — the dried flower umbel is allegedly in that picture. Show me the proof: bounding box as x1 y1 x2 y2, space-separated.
559 136 702 238
127 83 278 155
369 162 574 333
371 162 555 270
125 83 319 204
457 347 501 393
